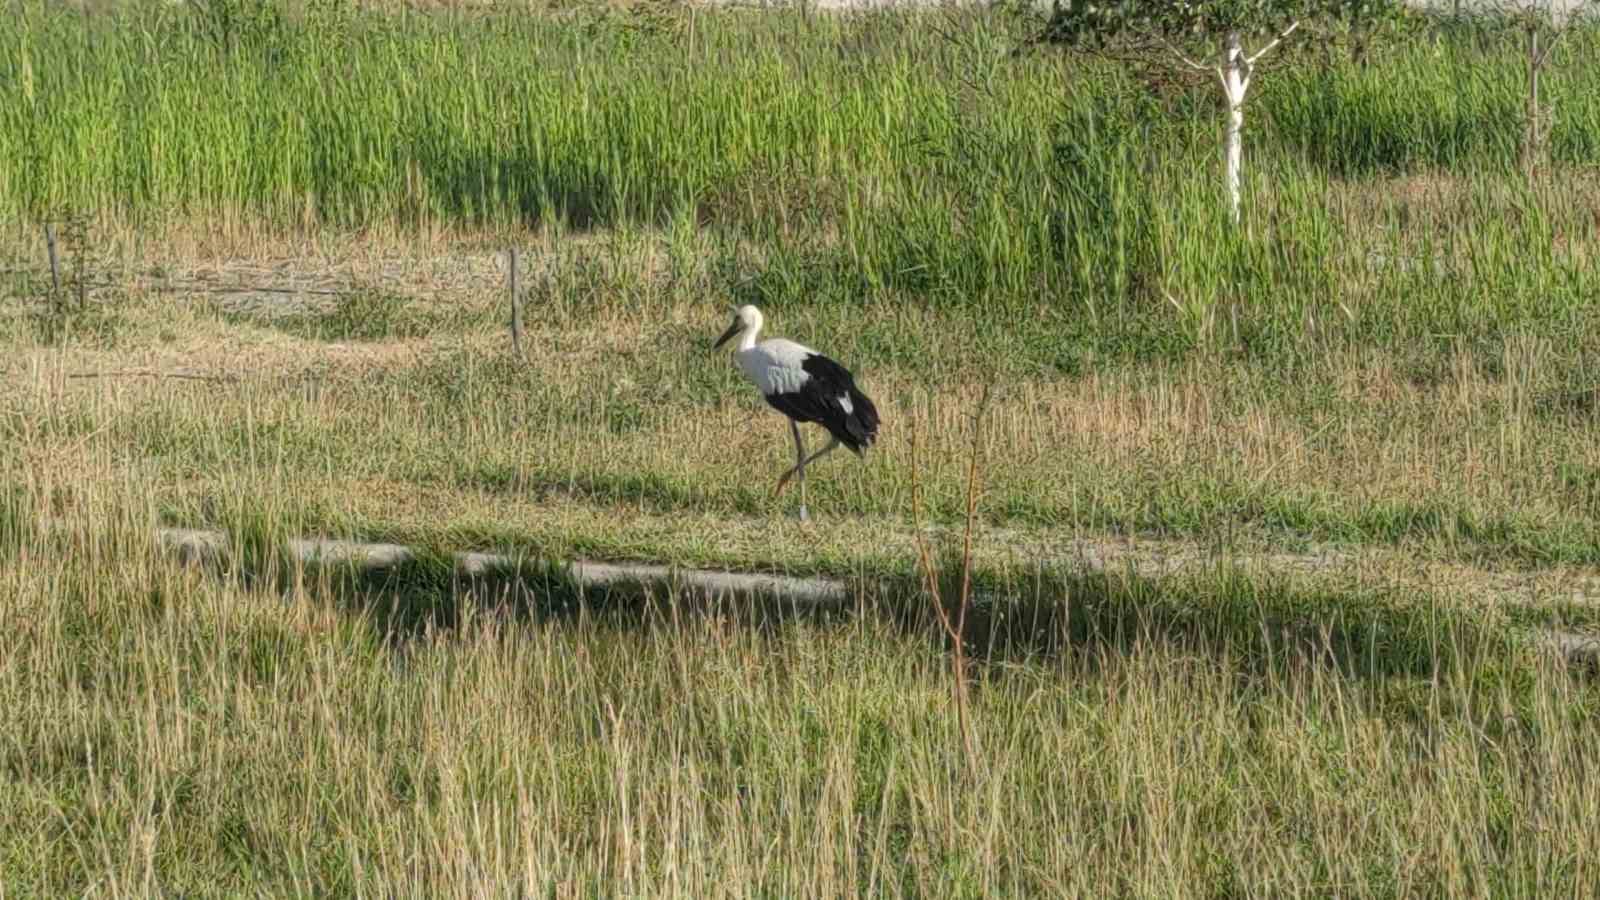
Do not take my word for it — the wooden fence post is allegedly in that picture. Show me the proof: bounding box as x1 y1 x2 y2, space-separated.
508 247 524 359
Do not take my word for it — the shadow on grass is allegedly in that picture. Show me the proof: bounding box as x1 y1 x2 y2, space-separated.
234 540 1528 689
902 560 1533 689
216 287 444 343
407 143 657 232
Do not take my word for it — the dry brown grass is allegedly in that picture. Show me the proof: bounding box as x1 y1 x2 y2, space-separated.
6 499 1600 895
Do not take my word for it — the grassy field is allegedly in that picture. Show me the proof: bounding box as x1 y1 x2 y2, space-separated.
5 1 1600 895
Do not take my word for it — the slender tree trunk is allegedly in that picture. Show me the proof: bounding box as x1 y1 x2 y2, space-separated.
1222 31 1248 224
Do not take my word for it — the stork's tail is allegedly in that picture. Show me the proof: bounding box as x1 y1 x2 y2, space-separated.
840 386 880 456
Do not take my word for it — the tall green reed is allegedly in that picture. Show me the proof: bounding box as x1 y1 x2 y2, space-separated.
1 4 1595 358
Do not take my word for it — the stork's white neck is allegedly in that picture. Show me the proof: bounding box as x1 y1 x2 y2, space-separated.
735 313 763 351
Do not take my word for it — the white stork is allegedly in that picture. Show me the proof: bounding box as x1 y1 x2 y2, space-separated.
714 304 881 521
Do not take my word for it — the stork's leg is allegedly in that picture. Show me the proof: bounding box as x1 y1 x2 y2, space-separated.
787 419 809 521
776 437 842 495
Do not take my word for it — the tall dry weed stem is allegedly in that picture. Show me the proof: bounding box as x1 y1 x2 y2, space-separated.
909 384 993 775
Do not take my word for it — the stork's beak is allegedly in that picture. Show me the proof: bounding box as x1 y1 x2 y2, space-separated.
713 321 740 350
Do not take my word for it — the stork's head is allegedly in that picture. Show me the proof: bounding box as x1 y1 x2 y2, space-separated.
713 304 763 350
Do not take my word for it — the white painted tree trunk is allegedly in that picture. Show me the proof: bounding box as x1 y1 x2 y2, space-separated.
1151 23 1296 223
1222 31 1248 224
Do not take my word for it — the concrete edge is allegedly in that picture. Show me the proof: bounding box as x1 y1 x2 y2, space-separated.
152 526 855 610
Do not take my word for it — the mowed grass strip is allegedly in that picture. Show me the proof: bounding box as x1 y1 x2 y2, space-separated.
5 219 1600 570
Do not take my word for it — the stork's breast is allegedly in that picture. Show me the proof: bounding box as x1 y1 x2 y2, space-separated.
739 351 810 397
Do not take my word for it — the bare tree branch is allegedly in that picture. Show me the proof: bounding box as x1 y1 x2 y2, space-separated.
1533 21 1574 67
1246 19 1301 65
1150 29 1217 74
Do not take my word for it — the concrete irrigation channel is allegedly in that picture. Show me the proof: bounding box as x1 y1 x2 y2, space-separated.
154 527 855 613
144 526 1600 669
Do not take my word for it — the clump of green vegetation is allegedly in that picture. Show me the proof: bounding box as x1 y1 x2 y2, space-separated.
2 2 1597 356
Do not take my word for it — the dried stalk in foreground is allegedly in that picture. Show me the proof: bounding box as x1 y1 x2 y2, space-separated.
908 383 993 776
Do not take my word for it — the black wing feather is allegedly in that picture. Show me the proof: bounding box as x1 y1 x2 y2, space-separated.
763 353 880 454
